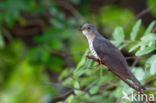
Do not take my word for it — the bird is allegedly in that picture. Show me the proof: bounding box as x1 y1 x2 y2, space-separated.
81 23 145 91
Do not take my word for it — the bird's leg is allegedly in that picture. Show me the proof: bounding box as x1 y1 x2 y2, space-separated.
86 55 99 62
86 55 107 69
98 59 107 67
98 59 103 65
88 59 105 69
85 55 100 69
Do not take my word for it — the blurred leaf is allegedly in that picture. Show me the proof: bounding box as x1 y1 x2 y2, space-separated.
0 30 5 48
59 69 73 80
141 33 156 41
100 6 133 28
60 29 70 39
150 57 156 75
135 46 155 56
89 86 99 95
133 67 145 81
17 16 27 26
112 87 123 98
118 43 127 50
63 78 75 87
74 90 84 96
129 43 140 52
76 49 89 69
70 0 81 4
74 81 80 89
144 21 156 35
150 59 156 75
48 56 65 73
112 26 125 46
67 94 74 103
147 0 156 17
147 55 156 64
49 38 62 50
50 19 64 29
66 17 76 26
130 19 141 40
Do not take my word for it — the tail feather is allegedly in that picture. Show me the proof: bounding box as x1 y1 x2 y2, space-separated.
131 76 146 90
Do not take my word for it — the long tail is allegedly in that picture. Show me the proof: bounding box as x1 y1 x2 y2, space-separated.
108 69 144 92
131 75 146 91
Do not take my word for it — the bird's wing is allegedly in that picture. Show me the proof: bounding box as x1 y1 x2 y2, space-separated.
93 36 132 79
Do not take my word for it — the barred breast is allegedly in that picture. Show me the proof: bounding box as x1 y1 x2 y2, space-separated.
88 39 99 58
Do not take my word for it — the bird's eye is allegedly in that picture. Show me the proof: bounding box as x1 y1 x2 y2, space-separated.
87 27 91 30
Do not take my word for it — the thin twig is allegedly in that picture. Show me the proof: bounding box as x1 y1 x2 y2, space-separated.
86 55 141 92
144 78 156 85
123 3 156 29
86 56 156 103
54 0 84 21
126 56 137 60
152 26 156 33
131 57 140 68
86 55 99 62
145 87 156 91
50 90 74 103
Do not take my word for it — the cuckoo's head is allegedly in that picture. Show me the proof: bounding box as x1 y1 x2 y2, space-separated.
81 24 97 37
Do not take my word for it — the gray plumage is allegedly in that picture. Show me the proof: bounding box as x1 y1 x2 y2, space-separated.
81 24 145 90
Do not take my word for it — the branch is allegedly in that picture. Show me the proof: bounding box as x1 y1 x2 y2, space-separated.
123 3 156 29
152 25 156 33
86 56 156 103
54 0 84 21
86 55 100 63
86 55 142 93
126 56 137 60
144 78 156 85
50 90 74 103
131 57 140 68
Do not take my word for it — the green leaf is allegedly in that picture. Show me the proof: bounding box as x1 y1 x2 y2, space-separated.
59 69 72 80
150 58 156 75
144 21 156 35
147 55 156 64
129 43 140 52
74 90 84 96
141 33 156 41
89 86 99 95
74 81 80 89
112 87 123 98
139 41 150 47
112 26 125 44
76 49 89 69
133 68 145 81
118 43 127 50
135 46 155 56
67 95 74 103
0 31 5 48
130 19 142 40
148 55 156 75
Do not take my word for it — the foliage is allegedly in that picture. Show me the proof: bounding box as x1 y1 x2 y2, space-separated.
60 20 156 103
0 0 156 103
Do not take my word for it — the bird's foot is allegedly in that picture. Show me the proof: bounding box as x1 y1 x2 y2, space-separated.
98 59 106 66
98 59 103 65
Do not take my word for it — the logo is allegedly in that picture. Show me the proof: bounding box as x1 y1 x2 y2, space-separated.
122 91 155 102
